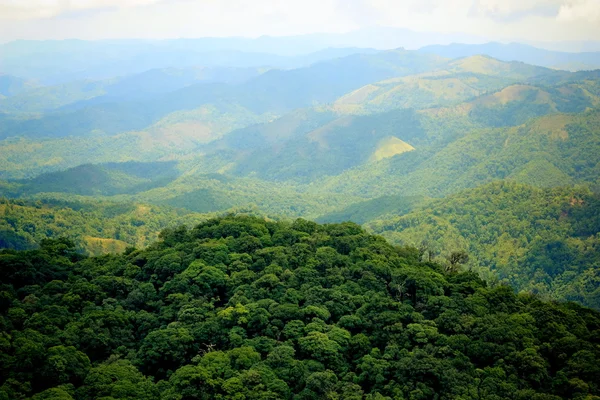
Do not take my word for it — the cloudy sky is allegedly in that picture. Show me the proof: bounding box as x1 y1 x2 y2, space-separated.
0 0 599 44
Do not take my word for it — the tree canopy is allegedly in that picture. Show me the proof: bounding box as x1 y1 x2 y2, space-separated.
1 216 599 399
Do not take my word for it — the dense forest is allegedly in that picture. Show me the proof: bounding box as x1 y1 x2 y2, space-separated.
3 180 599 310
1 216 599 399
367 181 600 309
2 37 600 399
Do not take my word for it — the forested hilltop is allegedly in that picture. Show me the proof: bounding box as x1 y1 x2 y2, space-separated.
1 216 600 400
3 180 599 310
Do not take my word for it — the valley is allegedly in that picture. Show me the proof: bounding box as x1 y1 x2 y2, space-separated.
1 33 600 400
2 46 600 292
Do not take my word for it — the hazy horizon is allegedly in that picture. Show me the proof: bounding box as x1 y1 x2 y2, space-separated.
1 0 599 49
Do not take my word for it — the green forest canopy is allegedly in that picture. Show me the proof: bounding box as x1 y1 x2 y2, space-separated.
1 216 599 399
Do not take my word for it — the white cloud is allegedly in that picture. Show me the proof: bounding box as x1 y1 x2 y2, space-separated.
475 0 561 16
0 0 599 43
557 0 600 22
354 0 600 41
0 0 164 19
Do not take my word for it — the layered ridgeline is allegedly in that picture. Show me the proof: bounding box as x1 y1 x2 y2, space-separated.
0 40 382 84
0 75 39 99
418 42 600 71
2 49 600 313
4 57 599 191
0 161 364 219
1 216 599 399
5 75 599 206
0 49 446 179
4 51 594 181
217 57 600 187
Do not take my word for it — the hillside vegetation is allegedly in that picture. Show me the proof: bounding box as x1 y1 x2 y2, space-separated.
2 55 598 186
1 216 599 399
333 55 562 114
316 195 427 225
2 37 600 400
367 181 600 309
2 46 600 317
315 107 600 197
0 198 207 255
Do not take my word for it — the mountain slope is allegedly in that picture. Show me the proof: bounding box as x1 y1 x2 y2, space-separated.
333 55 560 114
216 79 600 188
334 71 513 113
0 74 39 97
367 181 600 309
315 106 600 197
222 49 448 114
229 108 426 182
316 194 426 224
12 161 181 196
129 171 364 218
414 78 600 129
465 81 600 126
445 54 556 78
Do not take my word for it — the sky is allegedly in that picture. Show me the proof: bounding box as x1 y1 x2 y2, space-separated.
0 0 599 44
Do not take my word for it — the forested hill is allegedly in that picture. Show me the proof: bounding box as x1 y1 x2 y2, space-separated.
1 216 599 399
366 181 600 309
0 198 208 255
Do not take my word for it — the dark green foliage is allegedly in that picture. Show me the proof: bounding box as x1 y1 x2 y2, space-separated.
1 46 600 400
1 216 599 399
368 181 600 309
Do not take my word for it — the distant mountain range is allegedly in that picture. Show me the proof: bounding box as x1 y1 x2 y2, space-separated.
419 42 600 71
0 49 446 143
0 41 379 84
2 36 600 313
3 30 600 85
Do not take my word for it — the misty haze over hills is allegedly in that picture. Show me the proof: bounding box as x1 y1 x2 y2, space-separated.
2 10 600 400
3 26 600 85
